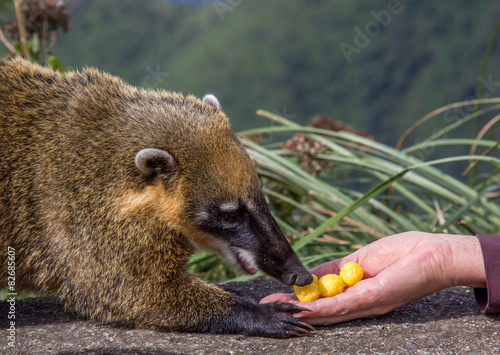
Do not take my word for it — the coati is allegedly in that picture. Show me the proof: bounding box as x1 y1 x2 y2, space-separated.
0 58 313 337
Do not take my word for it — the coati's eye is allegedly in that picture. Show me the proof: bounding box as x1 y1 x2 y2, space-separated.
219 201 242 221
194 201 247 233
223 209 238 219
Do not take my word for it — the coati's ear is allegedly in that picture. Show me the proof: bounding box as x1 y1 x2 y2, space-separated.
202 94 221 110
134 148 176 179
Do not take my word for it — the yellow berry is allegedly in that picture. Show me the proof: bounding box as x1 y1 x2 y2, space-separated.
339 262 364 287
294 282 321 302
312 274 318 283
317 274 344 297
293 274 318 293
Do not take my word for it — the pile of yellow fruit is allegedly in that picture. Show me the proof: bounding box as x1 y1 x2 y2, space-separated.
293 262 364 302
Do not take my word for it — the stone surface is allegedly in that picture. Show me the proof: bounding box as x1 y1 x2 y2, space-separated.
1 279 499 354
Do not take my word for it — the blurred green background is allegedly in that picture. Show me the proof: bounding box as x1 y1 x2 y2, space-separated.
22 0 500 147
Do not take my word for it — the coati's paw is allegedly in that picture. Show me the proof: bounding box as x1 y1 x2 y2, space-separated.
217 299 314 338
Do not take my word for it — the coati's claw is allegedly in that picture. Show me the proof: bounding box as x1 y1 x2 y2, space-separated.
209 299 315 338
297 321 316 332
290 324 312 336
271 301 312 314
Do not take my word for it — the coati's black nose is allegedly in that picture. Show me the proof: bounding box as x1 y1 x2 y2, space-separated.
277 255 313 286
282 269 313 287
291 271 314 287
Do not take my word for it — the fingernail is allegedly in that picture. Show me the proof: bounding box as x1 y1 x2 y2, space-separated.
292 312 303 319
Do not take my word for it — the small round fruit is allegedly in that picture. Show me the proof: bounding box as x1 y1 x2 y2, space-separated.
339 262 364 287
317 274 344 297
294 282 321 302
293 274 318 293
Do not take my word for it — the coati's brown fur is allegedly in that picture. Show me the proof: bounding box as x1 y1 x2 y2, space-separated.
0 58 313 337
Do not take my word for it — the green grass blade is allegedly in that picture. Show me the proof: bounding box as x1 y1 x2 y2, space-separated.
292 168 410 251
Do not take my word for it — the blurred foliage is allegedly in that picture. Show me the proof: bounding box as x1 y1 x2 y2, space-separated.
0 0 69 69
53 0 500 150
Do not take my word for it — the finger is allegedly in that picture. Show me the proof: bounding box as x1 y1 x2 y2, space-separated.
309 252 366 278
309 259 342 277
300 286 397 326
292 277 390 324
300 305 389 326
260 292 297 304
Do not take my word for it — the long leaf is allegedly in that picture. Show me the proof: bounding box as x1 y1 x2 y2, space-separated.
292 169 410 251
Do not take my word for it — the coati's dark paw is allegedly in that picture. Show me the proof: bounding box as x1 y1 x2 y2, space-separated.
217 299 314 338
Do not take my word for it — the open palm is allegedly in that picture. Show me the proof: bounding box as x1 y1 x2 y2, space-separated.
261 232 485 326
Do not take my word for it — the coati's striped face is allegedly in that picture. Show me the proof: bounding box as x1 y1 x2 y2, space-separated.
182 172 312 287
130 95 312 287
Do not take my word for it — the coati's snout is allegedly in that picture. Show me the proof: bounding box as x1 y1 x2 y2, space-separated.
191 193 313 287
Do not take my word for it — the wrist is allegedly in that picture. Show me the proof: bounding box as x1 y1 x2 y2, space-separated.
446 234 486 288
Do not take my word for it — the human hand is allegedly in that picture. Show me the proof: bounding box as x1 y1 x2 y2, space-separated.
260 232 486 326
